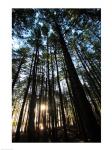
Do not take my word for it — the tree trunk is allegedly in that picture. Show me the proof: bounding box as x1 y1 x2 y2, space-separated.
54 48 68 141
51 51 57 141
12 56 24 92
75 48 101 101
54 20 100 142
14 54 34 142
27 48 39 142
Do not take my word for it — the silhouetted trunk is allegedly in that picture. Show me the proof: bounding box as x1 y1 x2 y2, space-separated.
83 83 100 124
46 38 52 138
27 48 39 142
75 48 101 102
54 20 100 142
12 56 24 92
76 47 100 91
38 65 44 126
80 47 100 83
63 62 85 139
14 54 34 142
51 51 57 141
54 49 68 141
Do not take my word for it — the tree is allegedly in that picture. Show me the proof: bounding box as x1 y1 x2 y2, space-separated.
12 9 101 142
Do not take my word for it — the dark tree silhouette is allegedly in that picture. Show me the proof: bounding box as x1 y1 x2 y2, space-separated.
12 8 101 142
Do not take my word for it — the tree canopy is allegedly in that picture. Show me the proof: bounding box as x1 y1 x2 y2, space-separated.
12 8 101 142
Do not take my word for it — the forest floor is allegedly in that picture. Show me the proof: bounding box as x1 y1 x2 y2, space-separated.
12 125 86 143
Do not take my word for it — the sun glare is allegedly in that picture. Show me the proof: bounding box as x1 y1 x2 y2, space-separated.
39 123 44 130
41 104 46 111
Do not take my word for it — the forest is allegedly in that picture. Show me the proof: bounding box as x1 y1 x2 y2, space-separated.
12 9 101 142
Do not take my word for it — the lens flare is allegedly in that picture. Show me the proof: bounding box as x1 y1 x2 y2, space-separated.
41 104 46 111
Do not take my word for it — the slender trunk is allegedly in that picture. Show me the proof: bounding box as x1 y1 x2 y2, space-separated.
38 66 44 131
80 48 100 83
75 48 101 101
27 48 39 142
14 55 34 142
46 40 52 138
51 51 57 141
77 48 100 90
75 53 101 104
12 56 24 92
54 49 68 141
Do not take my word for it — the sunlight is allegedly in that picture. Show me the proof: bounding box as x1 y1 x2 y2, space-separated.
41 104 46 111
39 123 44 130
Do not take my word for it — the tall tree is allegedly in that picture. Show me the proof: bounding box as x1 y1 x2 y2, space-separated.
52 13 100 141
12 9 101 142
